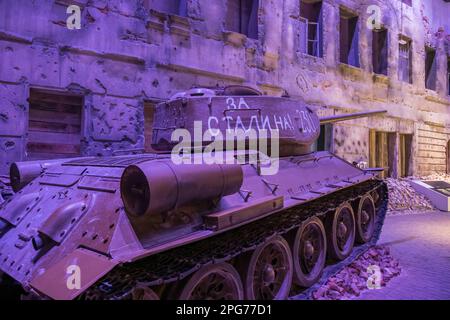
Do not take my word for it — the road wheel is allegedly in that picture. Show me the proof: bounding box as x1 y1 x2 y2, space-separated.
131 285 160 300
239 236 293 300
326 203 355 261
355 194 376 243
292 217 327 287
179 263 243 300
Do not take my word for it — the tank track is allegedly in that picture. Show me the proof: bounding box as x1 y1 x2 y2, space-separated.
291 181 388 300
80 179 388 300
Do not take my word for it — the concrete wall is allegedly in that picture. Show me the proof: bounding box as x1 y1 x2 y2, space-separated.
0 0 449 176
423 0 450 34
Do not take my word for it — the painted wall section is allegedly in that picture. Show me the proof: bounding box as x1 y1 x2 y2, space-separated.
0 0 449 177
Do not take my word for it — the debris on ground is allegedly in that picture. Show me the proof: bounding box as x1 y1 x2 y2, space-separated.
385 178 434 214
312 246 401 300
408 172 450 183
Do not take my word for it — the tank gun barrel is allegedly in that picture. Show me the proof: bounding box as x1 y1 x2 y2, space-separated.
319 110 387 125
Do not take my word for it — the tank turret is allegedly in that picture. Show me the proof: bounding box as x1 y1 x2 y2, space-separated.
151 86 386 157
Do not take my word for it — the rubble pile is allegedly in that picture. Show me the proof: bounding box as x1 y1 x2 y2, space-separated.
385 178 434 213
411 172 450 183
312 246 401 300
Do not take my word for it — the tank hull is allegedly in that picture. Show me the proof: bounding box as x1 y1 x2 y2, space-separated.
0 151 386 300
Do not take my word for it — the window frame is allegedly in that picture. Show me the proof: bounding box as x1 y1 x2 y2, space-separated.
225 0 259 39
339 8 360 68
372 27 389 76
398 36 413 84
26 88 84 160
425 46 437 91
298 0 324 58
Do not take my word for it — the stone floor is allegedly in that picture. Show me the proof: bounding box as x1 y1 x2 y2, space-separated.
357 211 450 300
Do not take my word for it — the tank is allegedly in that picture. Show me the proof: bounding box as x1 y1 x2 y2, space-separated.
0 86 388 300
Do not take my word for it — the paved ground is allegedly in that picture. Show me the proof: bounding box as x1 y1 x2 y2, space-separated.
358 211 450 300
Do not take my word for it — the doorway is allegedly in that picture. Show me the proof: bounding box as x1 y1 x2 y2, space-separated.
399 134 412 177
369 130 396 178
313 124 332 152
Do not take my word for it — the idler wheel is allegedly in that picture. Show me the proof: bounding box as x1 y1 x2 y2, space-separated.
239 236 293 300
326 203 355 261
355 194 376 244
291 217 327 287
131 285 160 300
178 263 244 300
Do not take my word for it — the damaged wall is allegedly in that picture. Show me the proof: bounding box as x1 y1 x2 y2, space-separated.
0 0 449 176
